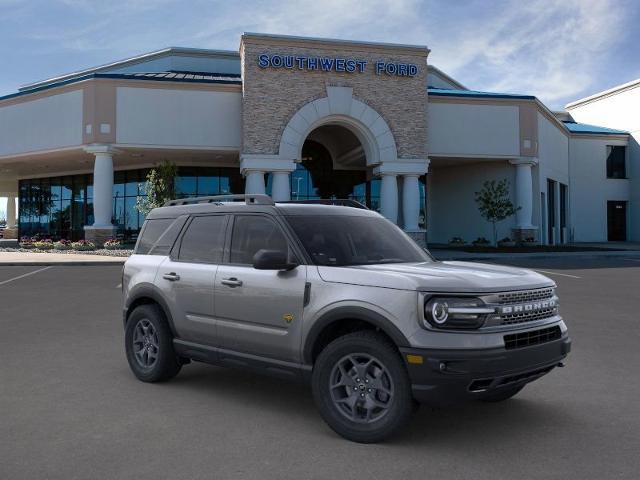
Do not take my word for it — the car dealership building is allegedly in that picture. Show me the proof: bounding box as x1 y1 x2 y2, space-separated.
0 33 636 245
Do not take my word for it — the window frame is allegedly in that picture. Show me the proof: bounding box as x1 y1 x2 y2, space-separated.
606 145 627 179
170 214 230 265
223 213 304 267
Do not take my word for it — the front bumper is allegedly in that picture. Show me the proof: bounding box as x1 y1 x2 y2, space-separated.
400 334 571 406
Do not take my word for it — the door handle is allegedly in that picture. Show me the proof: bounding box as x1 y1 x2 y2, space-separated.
221 277 243 287
162 272 180 281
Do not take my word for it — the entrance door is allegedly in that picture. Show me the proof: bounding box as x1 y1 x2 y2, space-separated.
607 201 627 241
214 214 307 362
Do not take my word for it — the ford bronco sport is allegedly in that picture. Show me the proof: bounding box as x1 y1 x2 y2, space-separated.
122 194 570 443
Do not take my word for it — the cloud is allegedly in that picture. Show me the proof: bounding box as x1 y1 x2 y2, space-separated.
422 0 632 107
1 0 636 108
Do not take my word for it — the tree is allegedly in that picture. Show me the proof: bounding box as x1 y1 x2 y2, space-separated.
474 179 520 246
136 161 178 215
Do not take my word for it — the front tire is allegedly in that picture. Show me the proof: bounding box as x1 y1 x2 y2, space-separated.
125 304 181 382
312 331 414 443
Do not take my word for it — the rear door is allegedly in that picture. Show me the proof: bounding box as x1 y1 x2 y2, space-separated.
157 214 228 346
214 214 307 362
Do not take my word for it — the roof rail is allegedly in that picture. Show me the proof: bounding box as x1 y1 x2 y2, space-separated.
163 194 275 207
278 199 369 209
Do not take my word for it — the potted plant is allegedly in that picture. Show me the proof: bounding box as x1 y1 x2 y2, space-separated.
497 237 516 247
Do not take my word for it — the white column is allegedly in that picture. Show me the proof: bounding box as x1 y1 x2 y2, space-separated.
379 173 398 224
271 172 291 202
402 175 420 231
245 170 266 195
510 158 537 229
91 151 115 227
6 195 16 229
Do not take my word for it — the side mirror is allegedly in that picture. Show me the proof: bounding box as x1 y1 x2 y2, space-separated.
252 249 298 271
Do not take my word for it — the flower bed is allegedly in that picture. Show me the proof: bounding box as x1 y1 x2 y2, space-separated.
103 238 123 250
70 240 96 251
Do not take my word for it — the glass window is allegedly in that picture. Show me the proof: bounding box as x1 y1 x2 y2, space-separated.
230 215 288 264
287 215 431 266
136 218 175 254
606 146 626 179
178 215 227 263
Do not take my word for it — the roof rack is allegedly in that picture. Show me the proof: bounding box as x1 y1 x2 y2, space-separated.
278 199 369 209
164 194 275 207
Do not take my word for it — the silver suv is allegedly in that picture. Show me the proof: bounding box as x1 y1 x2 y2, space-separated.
122 194 570 443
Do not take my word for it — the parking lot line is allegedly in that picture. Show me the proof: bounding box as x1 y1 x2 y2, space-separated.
533 269 581 279
0 266 52 286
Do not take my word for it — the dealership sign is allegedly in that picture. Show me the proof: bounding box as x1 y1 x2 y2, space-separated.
257 53 418 77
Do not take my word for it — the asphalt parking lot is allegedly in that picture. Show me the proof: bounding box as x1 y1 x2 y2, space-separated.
1 257 639 479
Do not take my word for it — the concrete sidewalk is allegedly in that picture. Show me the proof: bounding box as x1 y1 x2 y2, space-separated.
0 251 127 266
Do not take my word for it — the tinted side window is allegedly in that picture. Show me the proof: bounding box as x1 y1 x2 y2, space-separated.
178 215 227 264
149 215 187 255
229 216 288 264
135 218 174 254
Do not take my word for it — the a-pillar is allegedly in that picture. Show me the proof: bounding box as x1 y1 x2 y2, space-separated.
509 157 538 242
84 145 118 246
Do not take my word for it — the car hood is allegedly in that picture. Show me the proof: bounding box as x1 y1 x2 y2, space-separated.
317 261 554 293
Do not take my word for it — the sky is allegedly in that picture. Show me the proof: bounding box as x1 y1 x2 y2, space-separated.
1 0 640 216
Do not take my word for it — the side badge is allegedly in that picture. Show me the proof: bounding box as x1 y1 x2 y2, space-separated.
283 314 294 324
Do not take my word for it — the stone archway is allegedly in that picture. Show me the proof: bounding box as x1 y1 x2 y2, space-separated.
278 86 398 166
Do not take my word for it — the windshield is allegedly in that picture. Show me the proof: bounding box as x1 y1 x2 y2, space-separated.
286 215 432 266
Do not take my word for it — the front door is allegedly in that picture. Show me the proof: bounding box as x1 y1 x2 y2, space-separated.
214 214 307 362
156 214 229 345
607 201 627 241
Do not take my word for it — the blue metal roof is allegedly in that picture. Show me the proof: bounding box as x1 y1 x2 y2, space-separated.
562 121 628 135
0 71 242 102
428 87 535 100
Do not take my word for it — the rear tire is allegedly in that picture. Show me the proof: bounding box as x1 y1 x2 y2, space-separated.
312 331 414 443
479 385 524 403
125 304 181 382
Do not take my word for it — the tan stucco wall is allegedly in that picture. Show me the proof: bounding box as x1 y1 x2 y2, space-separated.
240 35 429 160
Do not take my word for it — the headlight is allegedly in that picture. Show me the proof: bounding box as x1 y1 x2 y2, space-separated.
424 297 494 330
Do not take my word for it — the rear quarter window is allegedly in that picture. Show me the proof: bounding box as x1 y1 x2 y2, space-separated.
135 217 185 255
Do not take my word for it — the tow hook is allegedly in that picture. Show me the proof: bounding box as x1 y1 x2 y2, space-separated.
557 362 565 368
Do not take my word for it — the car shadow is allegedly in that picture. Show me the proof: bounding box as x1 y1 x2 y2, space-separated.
154 362 578 446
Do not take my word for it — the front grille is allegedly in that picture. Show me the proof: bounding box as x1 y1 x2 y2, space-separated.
504 326 561 350
501 307 557 325
497 288 557 325
497 287 554 304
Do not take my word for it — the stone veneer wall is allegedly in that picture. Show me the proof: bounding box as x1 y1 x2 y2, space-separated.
240 36 429 160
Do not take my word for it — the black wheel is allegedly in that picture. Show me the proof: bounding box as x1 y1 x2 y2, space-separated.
125 304 181 382
312 331 414 443
479 385 524 403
